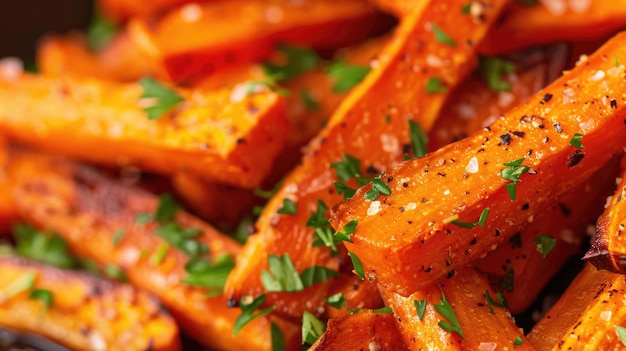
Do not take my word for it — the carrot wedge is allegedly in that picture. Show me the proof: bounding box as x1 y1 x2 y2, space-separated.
132 0 387 82
0 255 181 351
6 151 300 351
380 267 531 350
584 155 626 273
225 0 509 318
527 263 626 350
330 31 626 296
0 73 288 188
310 310 409 351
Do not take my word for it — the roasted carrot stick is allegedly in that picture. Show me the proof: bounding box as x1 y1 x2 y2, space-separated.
6 151 300 351
584 155 626 273
0 73 288 188
225 0 509 318
130 0 387 81
480 1 626 55
476 156 620 313
381 267 532 350
310 310 409 351
330 31 626 296
0 255 181 351
527 263 626 350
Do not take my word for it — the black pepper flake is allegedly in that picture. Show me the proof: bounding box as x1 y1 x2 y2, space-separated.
610 99 617 109
402 144 411 154
543 137 550 143
437 172 446 177
567 150 585 168
499 133 511 145
399 207 405 212
541 93 553 104
527 149 533 156
446 270 456 279
558 202 572 217
236 138 246 144
511 131 525 138
521 203 529 210
553 123 563 133
402 182 409 188
470 237 477 245
421 198 428 203
366 165 379 175
495 228 501 237
387 176 393 183
445 259 452 266
425 266 432 273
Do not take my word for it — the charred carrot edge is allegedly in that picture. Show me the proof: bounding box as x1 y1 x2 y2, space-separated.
310 310 409 351
330 31 626 296
225 0 509 318
480 1 626 55
133 0 386 82
6 151 300 351
0 255 181 351
381 267 531 350
0 73 288 188
584 155 626 273
477 156 620 313
99 0 198 22
528 264 626 350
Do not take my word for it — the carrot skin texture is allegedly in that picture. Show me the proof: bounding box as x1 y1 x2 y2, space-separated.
330 31 626 296
528 264 626 351
381 267 532 351
584 155 626 272
0 74 288 188
0 256 181 351
6 152 300 351
225 0 509 318
310 310 409 351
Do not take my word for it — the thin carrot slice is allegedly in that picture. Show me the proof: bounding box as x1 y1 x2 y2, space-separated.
225 0 509 318
330 31 626 296
0 73 288 188
310 310 409 351
130 0 386 81
6 151 300 351
480 1 626 55
477 156 620 313
381 267 532 350
584 155 626 273
0 255 181 351
527 263 626 350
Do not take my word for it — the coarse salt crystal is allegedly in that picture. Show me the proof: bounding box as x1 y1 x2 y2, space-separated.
589 70 605 82
405 202 417 211
478 342 497 351
465 156 479 174
180 3 203 22
367 201 381 216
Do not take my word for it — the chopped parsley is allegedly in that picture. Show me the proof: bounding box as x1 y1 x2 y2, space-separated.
325 292 348 309
181 254 236 292
499 267 515 293
86 11 117 52
310 199 356 254
451 208 490 229
1 272 36 303
484 289 505 314
425 77 447 94
112 229 125 247
139 78 184 120
364 178 391 201
29 289 53 309
150 242 169 265
327 61 371 93
331 153 371 200
301 89 320 110
434 291 464 338
348 252 365 280
409 120 428 158
262 45 319 83
334 220 357 243
104 264 128 282
615 325 626 346
302 311 326 345
135 212 153 224
254 181 283 199
271 323 286 351
534 235 556 258
478 56 515 92
13 223 76 269
513 336 524 346
569 133 584 149
233 294 276 335
431 24 456 47
277 199 297 215
501 158 530 201
414 299 427 321
461 2 472 13
261 254 338 293
373 306 393 314
306 199 329 229
154 194 180 223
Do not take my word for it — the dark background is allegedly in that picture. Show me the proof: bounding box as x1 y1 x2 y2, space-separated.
0 0 93 63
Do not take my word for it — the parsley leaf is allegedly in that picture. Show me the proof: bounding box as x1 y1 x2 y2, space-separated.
334 220 357 243
139 77 184 120
434 291 464 338
277 199 297 215
534 235 556 258
301 89 320 111
1 272 36 303
233 294 276 335
328 62 371 93
29 289 53 309
155 194 180 223
348 252 365 280
364 178 391 201
300 266 339 287
484 289 505 314
513 336 524 346
325 292 348 309
451 208 490 229
331 153 371 200
261 254 304 292
373 306 393 314
306 199 329 228
155 222 206 258
182 254 235 291
86 11 117 52
271 323 286 351
414 299 427 321
150 242 169 265
104 264 128 282
112 229 125 246
262 45 319 83
431 24 456 46
569 133 584 148
615 325 626 346
478 56 515 92
425 77 447 93
254 181 283 199
461 2 472 13
499 267 515 293
501 158 530 201
302 311 326 345
409 120 428 158
13 223 76 269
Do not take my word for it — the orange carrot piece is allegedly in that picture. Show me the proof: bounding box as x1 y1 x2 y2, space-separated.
0 256 181 351
477 156 620 313
330 31 626 296
381 267 531 350
310 310 409 351
6 151 300 351
98 0 200 22
225 0 509 318
323 274 383 320
584 155 626 273
0 134 15 234
480 1 626 55
130 0 386 82
0 73 288 188
528 264 626 350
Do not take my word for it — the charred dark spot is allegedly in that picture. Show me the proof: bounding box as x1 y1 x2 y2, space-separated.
610 99 617 109
499 133 511 145
553 123 563 133
541 93 553 104
558 202 572 217
567 150 585 168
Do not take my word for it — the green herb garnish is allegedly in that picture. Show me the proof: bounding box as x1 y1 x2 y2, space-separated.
478 56 515 92
501 158 530 201
534 235 557 258
414 299 427 321
431 24 456 47
451 208 490 229
233 294 276 335
139 78 184 120
434 291 464 338
425 77 448 93
328 62 371 93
